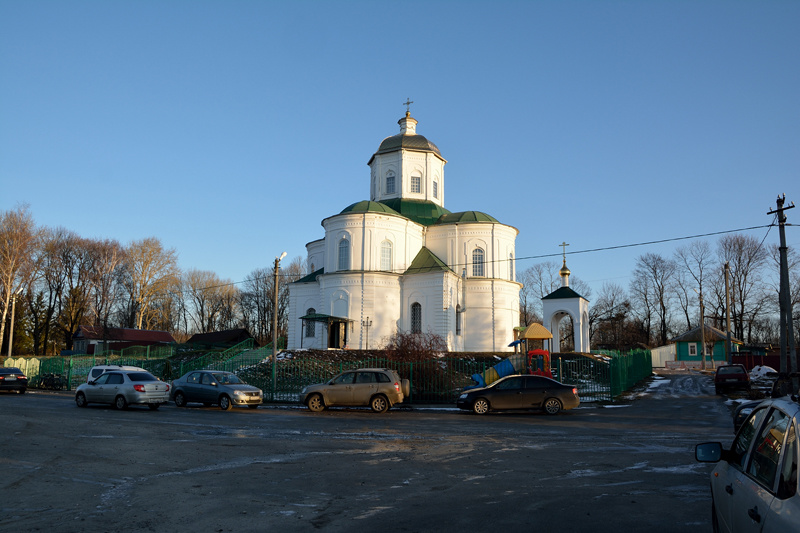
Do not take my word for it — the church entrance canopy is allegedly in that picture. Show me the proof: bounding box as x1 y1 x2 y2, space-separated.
299 313 354 349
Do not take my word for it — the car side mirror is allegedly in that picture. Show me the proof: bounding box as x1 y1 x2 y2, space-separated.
695 442 723 463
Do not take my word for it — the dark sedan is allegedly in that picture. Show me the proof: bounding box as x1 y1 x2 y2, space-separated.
457 374 580 415
714 364 750 395
170 370 263 410
0 367 28 394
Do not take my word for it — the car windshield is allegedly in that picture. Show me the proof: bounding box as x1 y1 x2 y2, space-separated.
126 372 157 382
213 373 243 384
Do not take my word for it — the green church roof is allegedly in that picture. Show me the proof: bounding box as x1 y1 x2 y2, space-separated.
436 211 499 224
340 201 401 216
405 247 453 275
379 198 451 226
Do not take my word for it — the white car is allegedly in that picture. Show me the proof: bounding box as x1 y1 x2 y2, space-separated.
86 364 148 382
696 396 799 532
75 370 170 410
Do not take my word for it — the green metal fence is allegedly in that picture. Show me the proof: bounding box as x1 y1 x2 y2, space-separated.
5 348 652 404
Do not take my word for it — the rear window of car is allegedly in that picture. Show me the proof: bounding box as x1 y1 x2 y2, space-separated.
376 373 391 383
718 366 745 375
126 372 157 382
1 368 23 374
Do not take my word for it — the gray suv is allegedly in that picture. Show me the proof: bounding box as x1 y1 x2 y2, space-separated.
300 368 410 413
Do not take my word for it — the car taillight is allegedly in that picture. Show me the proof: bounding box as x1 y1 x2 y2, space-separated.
165 384 170 391
133 384 145 392
572 387 578 395
394 381 400 392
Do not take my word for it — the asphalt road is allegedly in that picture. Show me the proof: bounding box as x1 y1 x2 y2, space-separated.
0 370 735 533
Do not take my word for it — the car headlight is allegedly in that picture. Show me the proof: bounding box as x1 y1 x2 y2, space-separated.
458 393 468 399
300 387 307 394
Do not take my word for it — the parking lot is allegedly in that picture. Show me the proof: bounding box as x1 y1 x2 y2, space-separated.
1 370 734 533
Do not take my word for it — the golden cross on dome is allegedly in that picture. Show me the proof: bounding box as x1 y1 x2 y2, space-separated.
560 241 569 263
403 98 414 114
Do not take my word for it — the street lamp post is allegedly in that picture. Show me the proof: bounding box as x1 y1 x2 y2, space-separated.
272 252 287 400
7 287 23 358
362 317 372 350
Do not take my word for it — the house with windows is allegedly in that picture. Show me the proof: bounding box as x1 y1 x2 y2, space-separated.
287 111 521 352
671 324 742 366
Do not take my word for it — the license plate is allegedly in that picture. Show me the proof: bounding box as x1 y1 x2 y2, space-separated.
6 376 16 381
726 378 739 382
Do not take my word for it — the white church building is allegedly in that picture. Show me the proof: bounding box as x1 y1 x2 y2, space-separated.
287 111 521 352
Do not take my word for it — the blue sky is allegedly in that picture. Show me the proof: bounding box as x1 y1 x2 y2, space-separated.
2 0 798 297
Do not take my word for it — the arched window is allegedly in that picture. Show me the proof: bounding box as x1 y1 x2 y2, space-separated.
456 304 462 336
509 253 514 281
411 302 422 334
305 308 316 337
380 240 393 271
338 238 350 271
433 180 438 199
386 172 396 194
472 247 485 277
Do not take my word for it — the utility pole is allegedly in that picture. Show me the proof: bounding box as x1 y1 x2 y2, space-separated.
699 291 706 371
767 195 798 394
724 262 732 363
272 252 287 400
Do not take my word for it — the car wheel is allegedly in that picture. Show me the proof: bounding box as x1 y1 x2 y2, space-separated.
174 391 187 407
219 395 232 411
75 392 88 408
114 395 128 410
472 398 490 415
543 398 562 415
715 386 721 395
148 403 160 410
370 395 389 413
307 393 325 412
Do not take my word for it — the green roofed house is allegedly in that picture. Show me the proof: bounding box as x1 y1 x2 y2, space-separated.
288 109 521 351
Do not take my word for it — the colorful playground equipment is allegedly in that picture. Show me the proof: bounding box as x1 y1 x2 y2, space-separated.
469 349 554 388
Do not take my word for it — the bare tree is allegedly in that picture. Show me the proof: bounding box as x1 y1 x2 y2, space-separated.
184 269 239 333
589 282 631 350
718 234 769 343
86 238 125 330
0 205 39 351
674 241 716 330
630 253 677 346
121 237 180 330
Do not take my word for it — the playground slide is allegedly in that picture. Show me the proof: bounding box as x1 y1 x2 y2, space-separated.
469 350 552 388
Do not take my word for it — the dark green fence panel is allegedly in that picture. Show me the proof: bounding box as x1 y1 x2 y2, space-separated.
552 353 612 402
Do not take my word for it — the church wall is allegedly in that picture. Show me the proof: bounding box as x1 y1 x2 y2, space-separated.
461 278 521 352
369 150 445 208
426 222 518 281
288 281 326 350
322 212 423 274
401 272 448 341
306 239 324 274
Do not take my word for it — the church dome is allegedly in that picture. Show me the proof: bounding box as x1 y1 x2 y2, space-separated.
435 211 500 224
340 200 401 216
369 112 444 164
375 133 441 157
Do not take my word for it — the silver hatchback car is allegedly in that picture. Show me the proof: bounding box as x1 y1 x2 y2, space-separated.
696 395 799 532
75 370 170 410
